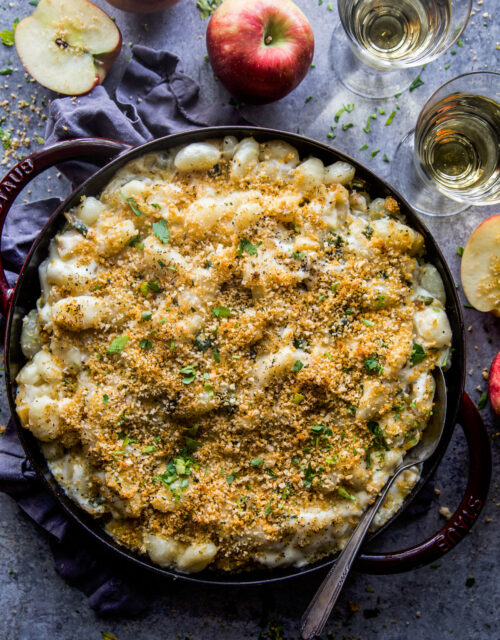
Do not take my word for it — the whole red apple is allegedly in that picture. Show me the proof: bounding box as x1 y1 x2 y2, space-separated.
206 0 314 104
105 0 179 12
489 352 500 415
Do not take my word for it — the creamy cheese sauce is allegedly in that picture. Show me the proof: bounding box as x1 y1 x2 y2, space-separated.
16 137 452 573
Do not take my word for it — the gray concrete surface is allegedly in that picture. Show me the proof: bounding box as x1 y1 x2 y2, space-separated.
0 1 498 639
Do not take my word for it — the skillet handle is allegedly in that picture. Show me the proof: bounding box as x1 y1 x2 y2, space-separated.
0 137 133 317
356 392 491 574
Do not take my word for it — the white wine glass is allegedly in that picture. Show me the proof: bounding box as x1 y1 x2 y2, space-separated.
392 71 500 216
330 0 472 99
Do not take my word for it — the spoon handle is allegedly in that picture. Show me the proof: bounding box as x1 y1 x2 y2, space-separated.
301 476 397 639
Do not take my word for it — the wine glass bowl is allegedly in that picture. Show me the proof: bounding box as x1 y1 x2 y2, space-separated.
392 71 500 216
331 0 472 98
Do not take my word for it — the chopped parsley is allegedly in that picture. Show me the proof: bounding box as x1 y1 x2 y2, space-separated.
237 236 261 256
141 310 152 321
122 194 144 216
212 306 230 318
370 149 380 159
302 462 317 488
107 335 129 354
410 343 427 366
152 218 170 244
293 360 304 372
0 67 12 75
179 364 197 384
342 123 354 131
293 393 305 404
139 338 152 350
457 246 464 256
291 250 305 259
251 458 264 467
367 421 389 451
141 445 157 454
337 486 357 501
363 319 375 327
102 394 109 404
376 295 385 309
364 355 383 375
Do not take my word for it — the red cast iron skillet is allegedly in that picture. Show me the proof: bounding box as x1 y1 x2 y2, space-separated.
0 127 491 585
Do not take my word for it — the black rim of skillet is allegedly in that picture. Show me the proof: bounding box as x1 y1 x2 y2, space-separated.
4 126 465 585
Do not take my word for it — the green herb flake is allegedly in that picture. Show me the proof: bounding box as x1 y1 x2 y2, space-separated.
337 486 357 501
347 403 356 416
212 346 220 363
363 319 375 327
141 445 157 454
101 633 119 640
139 338 152 350
457 246 464 256
383 154 390 163
264 500 273 515
152 218 170 244
305 96 313 103
363 114 377 133
370 149 380 159
342 123 354 131
409 75 425 92
147 280 162 293
0 67 12 75
180 364 197 385
293 392 305 404
0 128 11 149
385 110 396 126
212 306 230 318
141 311 152 321
334 106 345 122
364 355 383 375
122 194 144 216
237 236 261 256
196 0 221 19
102 394 109 404
251 458 264 467
293 360 304 372
360 144 369 150
478 391 488 410
107 335 129 354
444 62 450 70
410 343 427 366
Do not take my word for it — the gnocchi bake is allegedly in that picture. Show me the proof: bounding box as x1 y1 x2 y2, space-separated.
15 136 452 573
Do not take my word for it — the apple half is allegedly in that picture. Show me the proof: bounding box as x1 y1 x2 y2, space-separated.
461 214 500 316
15 0 122 95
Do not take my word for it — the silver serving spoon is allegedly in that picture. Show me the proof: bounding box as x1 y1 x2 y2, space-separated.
301 368 447 640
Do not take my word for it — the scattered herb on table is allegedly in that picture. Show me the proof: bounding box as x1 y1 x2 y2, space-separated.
342 123 354 131
385 110 396 126
409 75 425 91
363 113 377 133
457 246 464 256
196 0 221 19
477 391 488 410
370 149 380 159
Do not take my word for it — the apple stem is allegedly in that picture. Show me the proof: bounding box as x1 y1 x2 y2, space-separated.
265 35 273 45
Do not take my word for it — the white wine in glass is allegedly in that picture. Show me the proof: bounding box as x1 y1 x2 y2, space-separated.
392 72 500 216
332 0 471 98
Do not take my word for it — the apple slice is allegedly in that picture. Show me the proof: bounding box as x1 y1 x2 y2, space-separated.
15 0 122 96
489 352 500 415
461 214 500 316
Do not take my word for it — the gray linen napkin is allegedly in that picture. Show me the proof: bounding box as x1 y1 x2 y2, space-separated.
0 46 246 616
